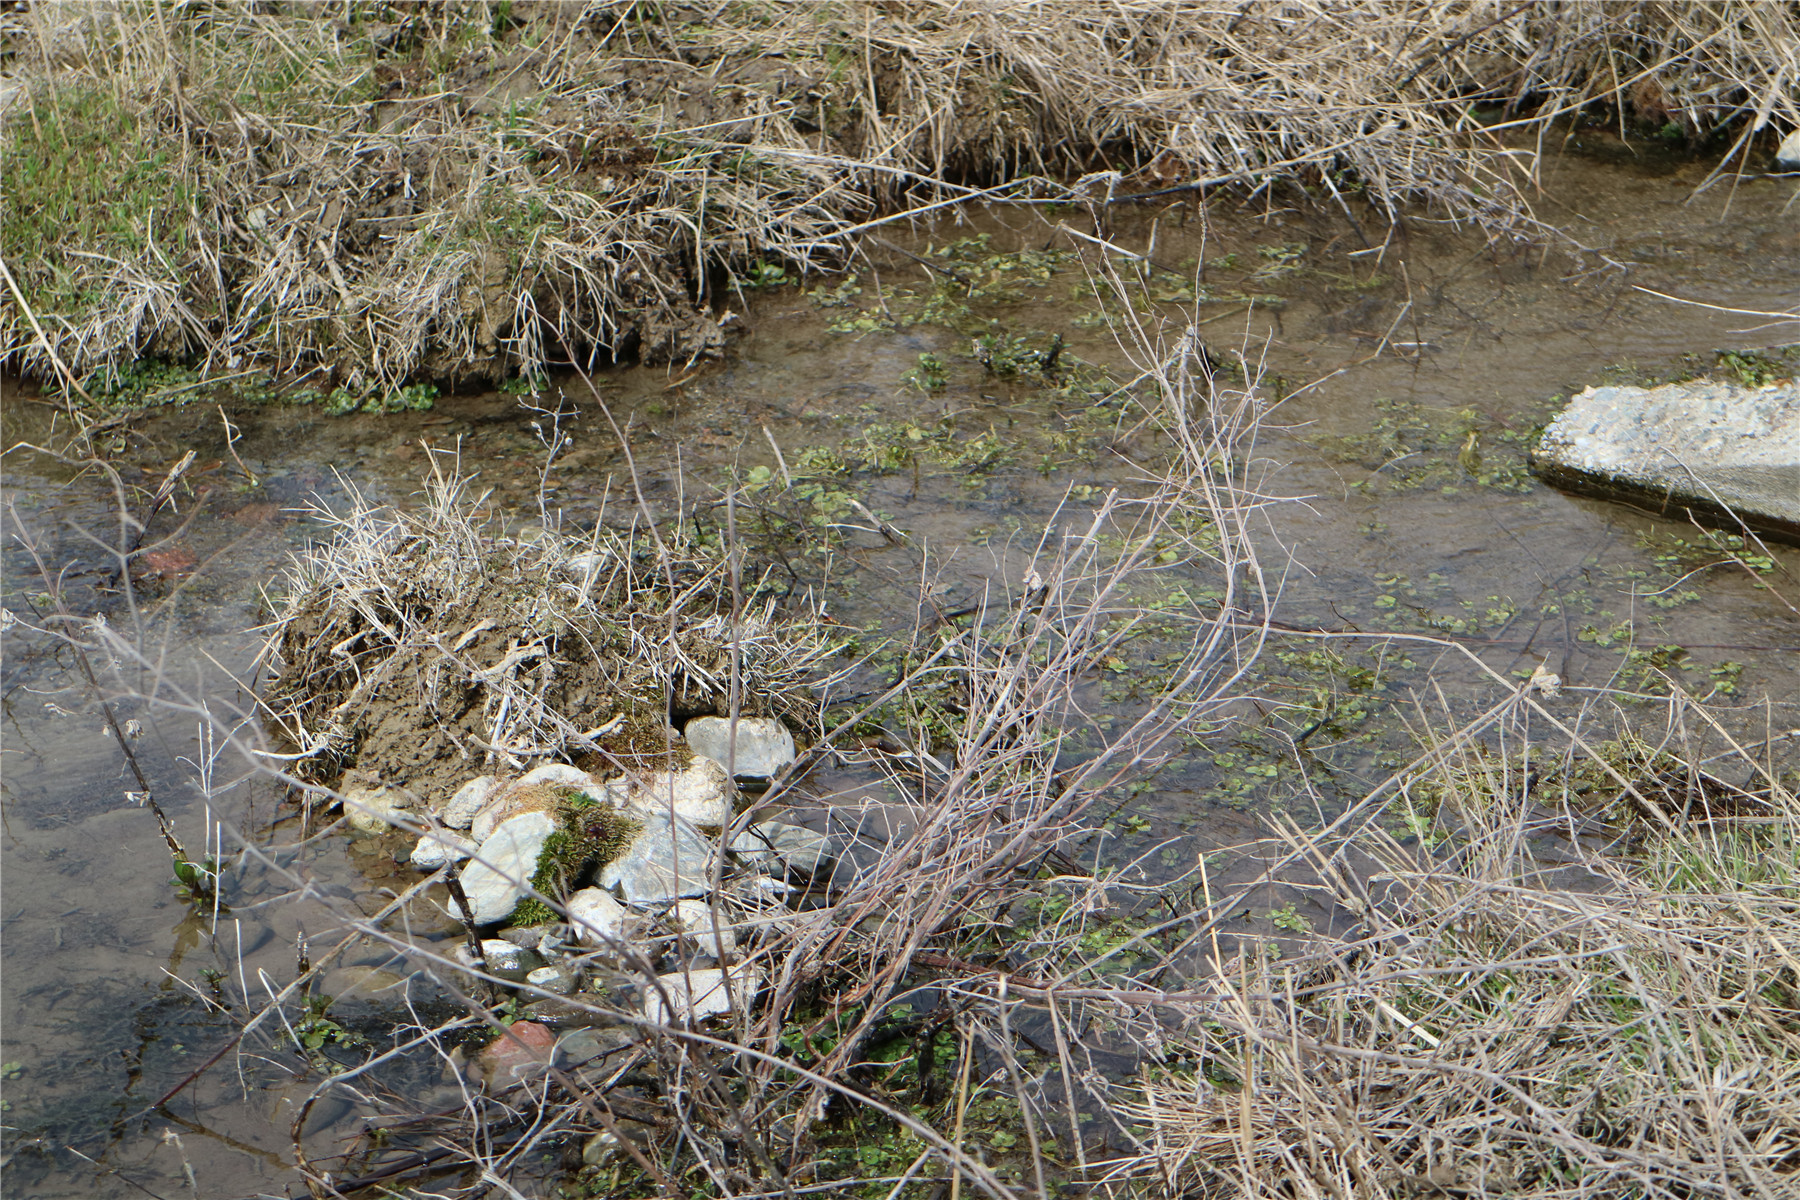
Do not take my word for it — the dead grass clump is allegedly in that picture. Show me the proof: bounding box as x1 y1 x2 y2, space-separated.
1098 696 1800 1199
6 3 1797 395
261 455 827 797
654 1 1800 224
1 2 856 395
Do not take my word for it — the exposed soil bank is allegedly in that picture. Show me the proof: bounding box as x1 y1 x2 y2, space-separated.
4 1 1797 399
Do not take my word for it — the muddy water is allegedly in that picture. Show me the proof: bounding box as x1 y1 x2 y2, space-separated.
3 145 1797 1197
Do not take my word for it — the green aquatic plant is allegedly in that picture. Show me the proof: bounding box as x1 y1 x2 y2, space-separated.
971 330 1062 376
170 854 220 904
498 372 551 395
738 260 791 290
903 351 948 392
1714 347 1794 387
323 381 438 416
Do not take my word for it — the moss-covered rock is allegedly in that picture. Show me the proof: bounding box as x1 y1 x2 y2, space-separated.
504 797 646 928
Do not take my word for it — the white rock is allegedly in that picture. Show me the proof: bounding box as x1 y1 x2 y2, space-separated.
606 756 732 826
1776 127 1800 170
670 899 712 929
439 776 500 830
557 1027 621 1066
600 811 716 905
410 830 475 871
684 717 797 779
458 811 558 924
670 899 738 960
470 766 604 843
519 762 598 790
729 820 831 874
344 784 415 834
643 963 763 1025
567 887 631 944
583 1130 625 1166
453 938 543 982
561 550 610 577
470 802 507 847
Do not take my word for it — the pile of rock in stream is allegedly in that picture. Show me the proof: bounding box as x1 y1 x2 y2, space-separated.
338 716 832 1040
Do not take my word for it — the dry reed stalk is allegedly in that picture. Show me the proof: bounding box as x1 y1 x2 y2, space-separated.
16 249 1797 1198
44 274 1268 1195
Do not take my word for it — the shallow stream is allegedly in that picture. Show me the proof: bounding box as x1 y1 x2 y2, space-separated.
3 144 1797 1198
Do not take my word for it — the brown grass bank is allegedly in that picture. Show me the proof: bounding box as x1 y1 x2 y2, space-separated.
3 1 1797 402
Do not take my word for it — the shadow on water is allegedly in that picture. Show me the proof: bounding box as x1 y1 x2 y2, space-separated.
2 144 1797 1197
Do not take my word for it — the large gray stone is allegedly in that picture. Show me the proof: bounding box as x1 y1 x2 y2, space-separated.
459 810 558 924
410 830 475 871
453 939 544 983
1532 378 1800 541
670 899 739 960
557 1026 629 1067
344 783 416 834
684 717 797 779
525 963 579 996
518 762 598 790
472 770 599 843
469 764 601 842
599 812 715 905
566 886 632 944
643 962 762 1025
605 757 732 826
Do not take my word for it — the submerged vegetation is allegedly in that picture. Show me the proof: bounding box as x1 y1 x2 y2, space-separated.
3 1 1798 399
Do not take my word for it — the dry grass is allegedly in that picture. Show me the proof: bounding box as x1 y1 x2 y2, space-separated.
237 313 1800 1200
231 278 1283 1196
2 1 856 394
4 1 1797 397
1095 692 1800 1199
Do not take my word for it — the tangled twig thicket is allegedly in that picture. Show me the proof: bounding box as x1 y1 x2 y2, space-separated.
9 249 1798 1195
3 0 1797 394
251 322 1799 1199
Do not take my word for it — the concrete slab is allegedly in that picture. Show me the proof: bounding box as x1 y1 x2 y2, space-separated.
1530 377 1800 542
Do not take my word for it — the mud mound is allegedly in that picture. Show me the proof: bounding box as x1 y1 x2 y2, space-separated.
263 469 825 799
